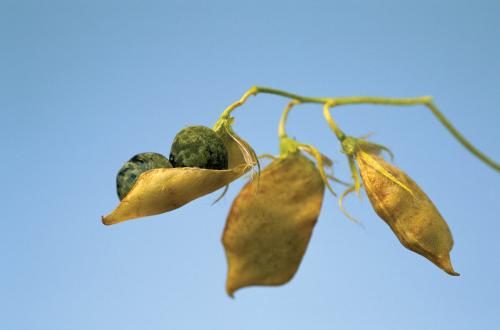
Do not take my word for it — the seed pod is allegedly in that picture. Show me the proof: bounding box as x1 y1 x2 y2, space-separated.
102 127 256 225
356 151 459 276
222 153 325 296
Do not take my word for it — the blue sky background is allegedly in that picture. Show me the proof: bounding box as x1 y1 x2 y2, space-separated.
1 1 499 329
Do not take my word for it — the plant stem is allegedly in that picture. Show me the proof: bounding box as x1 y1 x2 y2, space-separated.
219 86 499 172
323 102 346 142
278 100 300 139
255 86 433 106
425 102 499 171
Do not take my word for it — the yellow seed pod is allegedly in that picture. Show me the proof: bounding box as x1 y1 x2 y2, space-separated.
102 128 256 225
222 153 325 296
356 151 459 276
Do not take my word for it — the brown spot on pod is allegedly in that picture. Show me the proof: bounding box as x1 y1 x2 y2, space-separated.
356 151 459 276
222 153 325 297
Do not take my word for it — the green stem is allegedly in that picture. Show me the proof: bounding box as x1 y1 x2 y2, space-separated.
425 102 499 171
323 102 346 141
255 86 433 106
278 100 300 139
219 86 499 172
278 101 301 157
252 86 330 103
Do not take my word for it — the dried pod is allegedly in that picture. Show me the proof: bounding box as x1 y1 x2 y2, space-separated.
102 127 256 225
356 151 459 276
222 153 325 296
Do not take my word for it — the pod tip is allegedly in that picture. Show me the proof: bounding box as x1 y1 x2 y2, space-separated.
435 254 460 276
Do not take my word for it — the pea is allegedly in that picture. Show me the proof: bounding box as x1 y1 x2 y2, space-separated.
116 152 172 200
169 126 228 170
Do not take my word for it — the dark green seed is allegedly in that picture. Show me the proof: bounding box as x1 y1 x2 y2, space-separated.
169 126 228 170
116 152 172 200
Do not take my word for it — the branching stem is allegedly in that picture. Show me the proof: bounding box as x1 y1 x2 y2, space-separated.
217 86 499 172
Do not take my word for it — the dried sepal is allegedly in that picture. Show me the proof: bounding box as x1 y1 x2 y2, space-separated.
211 184 229 205
342 136 394 196
209 126 260 205
258 153 279 161
298 144 336 196
358 139 394 161
222 153 325 296
338 185 363 227
216 119 258 170
356 151 459 276
348 155 362 196
357 151 414 197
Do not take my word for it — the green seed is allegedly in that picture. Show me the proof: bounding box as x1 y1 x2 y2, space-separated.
116 152 172 200
169 126 228 170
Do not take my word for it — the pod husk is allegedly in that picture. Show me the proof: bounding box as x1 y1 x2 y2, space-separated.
356 151 459 276
102 128 256 225
222 153 325 296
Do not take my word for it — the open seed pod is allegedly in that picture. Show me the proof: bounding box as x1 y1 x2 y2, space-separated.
102 126 256 225
222 153 325 297
356 150 459 276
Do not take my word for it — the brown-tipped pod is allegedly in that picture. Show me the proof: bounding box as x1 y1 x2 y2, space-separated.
222 153 325 296
356 150 459 276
